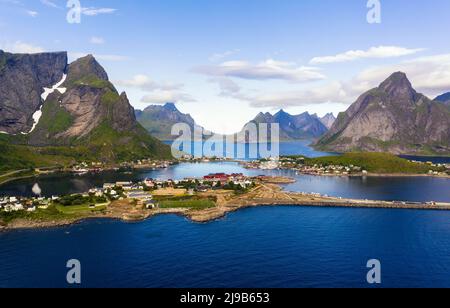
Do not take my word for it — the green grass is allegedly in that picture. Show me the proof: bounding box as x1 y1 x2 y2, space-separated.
154 195 216 210
0 205 69 224
101 90 120 106
159 199 216 210
38 100 74 134
303 152 443 174
55 204 107 215
0 203 107 225
0 143 73 173
71 75 113 90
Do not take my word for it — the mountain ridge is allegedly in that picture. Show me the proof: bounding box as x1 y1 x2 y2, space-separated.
316 72 450 155
237 109 329 142
136 103 209 141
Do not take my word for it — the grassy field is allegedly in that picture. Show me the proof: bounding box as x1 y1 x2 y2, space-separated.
155 195 216 210
55 204 108 215
0 203 108 225
304 153 443 174
159 199 216 210
281 152 445 174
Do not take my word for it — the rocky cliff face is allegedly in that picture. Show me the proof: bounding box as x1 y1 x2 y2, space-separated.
316 72 450 155
0 53 172 160
0 50 67 134
29 55 140 143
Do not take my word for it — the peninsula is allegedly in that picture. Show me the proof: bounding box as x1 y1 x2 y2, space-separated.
2 175 450 232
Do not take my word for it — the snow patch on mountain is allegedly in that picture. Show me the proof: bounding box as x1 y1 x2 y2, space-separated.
22 74 68 135
41 74 67 101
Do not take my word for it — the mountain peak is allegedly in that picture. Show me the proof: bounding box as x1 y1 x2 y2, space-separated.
379 72 416 98
163 102 178 112
67 54 109 83
317 71 450 155
381 72 412 92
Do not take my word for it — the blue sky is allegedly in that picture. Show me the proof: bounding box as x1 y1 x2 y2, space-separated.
1 0 450 133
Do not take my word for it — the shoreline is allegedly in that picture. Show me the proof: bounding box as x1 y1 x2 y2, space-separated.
2 182 450 232
292 171 450 179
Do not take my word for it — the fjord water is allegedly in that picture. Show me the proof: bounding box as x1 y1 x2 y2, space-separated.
1 141 450 287
2 207 450 288
1 161 450 202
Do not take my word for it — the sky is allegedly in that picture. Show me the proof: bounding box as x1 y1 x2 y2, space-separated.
1 0 450 134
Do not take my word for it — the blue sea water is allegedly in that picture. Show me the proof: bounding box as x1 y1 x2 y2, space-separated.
1 207 450 288
164 140 335 160
1 141 450 288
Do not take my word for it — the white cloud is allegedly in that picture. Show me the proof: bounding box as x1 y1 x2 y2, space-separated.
248 81 350 108
90 36 105 45
141 91 196 104
115 75 183 92
26 10 38 17
194 59 325 82
209 77 241 98
350 53 450 97
82 7 117 16
116 75 194 104
244 52 450 110
0 41 45 54
209 49 240 62
40 0 58 8
310 46 425 64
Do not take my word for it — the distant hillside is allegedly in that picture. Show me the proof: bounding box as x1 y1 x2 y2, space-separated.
316 113 336 129
435 92 450 106
136 103 209 140
316 72 450 155
304 153 441 174
236 110 328 142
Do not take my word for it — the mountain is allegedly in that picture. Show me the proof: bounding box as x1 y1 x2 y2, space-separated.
435 92 450 106
316 72 450 155
237 110 328 142
136 103 208 140
0 51 171 164
0 50 67 134
317 113 336 129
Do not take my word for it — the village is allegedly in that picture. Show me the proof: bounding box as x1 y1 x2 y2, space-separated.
0 172 257 214
244 156 450 177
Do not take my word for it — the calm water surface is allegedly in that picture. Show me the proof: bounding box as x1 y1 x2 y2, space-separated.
1 207 450 288
1 142 450 288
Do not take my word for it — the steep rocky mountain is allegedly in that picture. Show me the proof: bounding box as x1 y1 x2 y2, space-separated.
435 92 450 106
316 113 336 129
0 50 67 134
316 72 450 155
136 103 207 140
237 110 329 142
0 52 171 162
